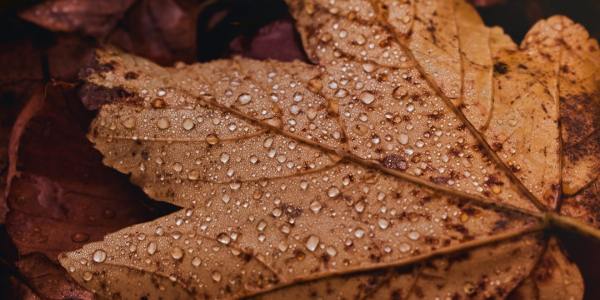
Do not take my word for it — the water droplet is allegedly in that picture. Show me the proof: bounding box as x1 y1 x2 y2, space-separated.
217 233 231 245
182 118 195 130
82 271 93 281
263 137 273 148
362 63 375 73
171 247 184 260
206 134 219 145
71 232 89 243
310 201 322 213
399 243 411 253
157 117 170 129
359 91 375 105
191 257 202 267
147 242 157 255
172 162 183 172
408 231 420 240
354 228 365 238
155 227 164 236
326 246 337 257
378 218 389 230
327 186 340 198
257 220 267 231
229 182 241 190
334 89 348 98
188 170 200 181
122 117 136 129
354 201 365 213
278 242 288 252
222 194 230 204
399 134 409 145
92 249 106 263
300 180 309 190
293 92 304 102
238 93 252 105
392 87 407 100
464 282 476 295
305 235 320 252
211 271 222 282
354 34 366 45
249 155 258 164
220 153 230 164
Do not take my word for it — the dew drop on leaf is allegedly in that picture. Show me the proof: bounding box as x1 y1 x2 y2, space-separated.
217 233 231 245
305 235 320 252
238 93 252 105
359 91 375 105
182 118 195 130
82 271 93 281
220 153 230 164
92 249 106 263
327 186 340 198
191 257 202 268
156 117 170 129
211 271 222 282
378 218 389 230
206 133 219 145
122 117 136 129
310 201 322 213
171 247 184 260
399 243 411 253
354 228 365 238
408 231 420 240
71 232 89 243
147 242 157 255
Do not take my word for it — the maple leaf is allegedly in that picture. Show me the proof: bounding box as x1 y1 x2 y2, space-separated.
59 0 599 299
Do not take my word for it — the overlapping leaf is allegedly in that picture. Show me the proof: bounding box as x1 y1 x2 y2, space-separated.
58 0 598 299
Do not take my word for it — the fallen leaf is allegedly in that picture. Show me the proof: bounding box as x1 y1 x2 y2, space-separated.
19 0 210 65
508 237 583 300
5 86 177 260
59 0 599 299
229 18 308 62
12 253 94 300
0 38 44 222
19 0 136 37
105 0 207 65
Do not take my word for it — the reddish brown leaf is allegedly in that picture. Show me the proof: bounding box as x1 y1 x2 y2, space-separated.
5 86 176 259
19 0 136 37
229 18 308 62
12 253 93 300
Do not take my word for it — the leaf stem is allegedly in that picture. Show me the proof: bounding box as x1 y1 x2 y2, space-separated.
547 212 600 240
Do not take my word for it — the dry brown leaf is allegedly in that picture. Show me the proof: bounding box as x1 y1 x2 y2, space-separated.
58 0 599 299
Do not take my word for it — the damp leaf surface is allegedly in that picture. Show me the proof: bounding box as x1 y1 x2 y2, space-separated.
59 0 599 299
